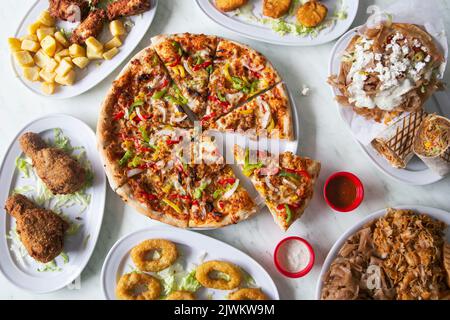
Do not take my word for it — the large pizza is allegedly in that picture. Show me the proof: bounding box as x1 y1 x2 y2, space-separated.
97 33 318 229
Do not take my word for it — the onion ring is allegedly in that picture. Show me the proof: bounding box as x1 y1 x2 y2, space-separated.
166 291 196 300
228 288 268 300
195 260 242 290
131 239 178 272
116 273 162 300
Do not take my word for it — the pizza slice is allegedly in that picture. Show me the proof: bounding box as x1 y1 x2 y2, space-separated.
201 39 282 126
210 83 294 140
152 33 219 117
234 146 320 231
183 135 257 228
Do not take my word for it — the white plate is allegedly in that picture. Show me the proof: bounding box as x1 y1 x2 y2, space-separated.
329 27 450 185
196 0 358 46
0 114 106 293
315 205 450 300
101 227 279 300
10 0 158 99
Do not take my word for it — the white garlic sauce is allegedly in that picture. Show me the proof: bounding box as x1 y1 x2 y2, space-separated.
277 239 311 273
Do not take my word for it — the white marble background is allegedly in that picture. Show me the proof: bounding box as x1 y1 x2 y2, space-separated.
0 0 449 300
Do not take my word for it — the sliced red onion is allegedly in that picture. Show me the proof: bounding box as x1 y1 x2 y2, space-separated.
259 166 280 176
127 168 143 178
171 113 188 123
242 59 264 72
135 107 146 122
222 180 240 199
183 60 194 75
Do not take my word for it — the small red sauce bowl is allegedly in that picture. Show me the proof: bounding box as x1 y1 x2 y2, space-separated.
273 237 315 278
323 172 364 212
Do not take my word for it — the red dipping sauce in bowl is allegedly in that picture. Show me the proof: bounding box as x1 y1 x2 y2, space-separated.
324 172 364 212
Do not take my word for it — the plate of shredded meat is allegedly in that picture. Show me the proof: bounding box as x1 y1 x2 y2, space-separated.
316 206 450 300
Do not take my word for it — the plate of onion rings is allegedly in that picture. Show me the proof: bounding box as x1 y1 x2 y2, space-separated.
101 227 279 300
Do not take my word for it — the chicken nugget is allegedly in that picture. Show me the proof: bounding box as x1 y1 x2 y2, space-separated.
48 0 91 22
107 0 152 20
296 0 328 28
263 0 292 19
215 0 248 12
70 9 106 44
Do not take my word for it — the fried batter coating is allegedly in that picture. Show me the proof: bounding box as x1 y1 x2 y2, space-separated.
166 291 196 300
5 194 69 263
116 273 162 300
70 9 106 44
130 239 178 272
106 0 152 20
263 0 292 18
228 288 268 300
215 0 248 12
19 132 86 195
296 0 328 28
195 260 242 290
48 0 92 22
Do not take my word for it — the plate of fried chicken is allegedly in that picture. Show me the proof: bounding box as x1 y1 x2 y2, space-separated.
10 0 158 98
0 114 106 293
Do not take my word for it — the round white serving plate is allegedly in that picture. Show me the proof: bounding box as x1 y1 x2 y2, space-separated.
315 205 450 300
101 227 280 300
195 0 359 46
0 114 106 293
329 27 450 185
10 0 158 99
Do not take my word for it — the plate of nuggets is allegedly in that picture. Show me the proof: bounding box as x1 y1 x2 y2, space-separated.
0 114 106 293
101 227 280 300
9 0 158 98
196 0 359 46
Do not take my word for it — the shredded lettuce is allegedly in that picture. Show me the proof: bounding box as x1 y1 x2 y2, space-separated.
15 157 30 178
61 252 69 264
178 270 202 293
38 260 61 272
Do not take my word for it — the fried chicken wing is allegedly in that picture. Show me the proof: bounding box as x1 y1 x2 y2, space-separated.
19 132 86 195
5 194 69 263
263 0 292 18
106 0 152 20
214 0 248 12
70 8 106 44
48 0 92 22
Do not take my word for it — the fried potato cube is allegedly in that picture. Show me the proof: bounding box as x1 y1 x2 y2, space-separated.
27 21 42 35
45 58 58 72
55 49 70 62
296 1 328 27
85 36 103 53
23 66 41 81
72 57 90 69
54 31 70 47
8 38 23 52
13 51 34 67
87 46 103 60
39 69 56 83
21 34 38 42
21 39 40 52
34 50 50 68
37 27 56 42
103 47 119 60
104 36 123 50
38 10 55 27
69 44 86 58
55 59 73 76
109 20 126 36
41 82 57 95
214 0 248 12
263 0 292 19
41 35 57 56
55 69 76 86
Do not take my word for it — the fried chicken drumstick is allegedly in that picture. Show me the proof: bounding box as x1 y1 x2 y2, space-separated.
70 8 107 44
19 132 86 195
106 0 152 20
5 194 69 263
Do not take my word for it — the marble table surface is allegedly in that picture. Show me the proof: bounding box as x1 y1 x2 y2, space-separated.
1 0 450 300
